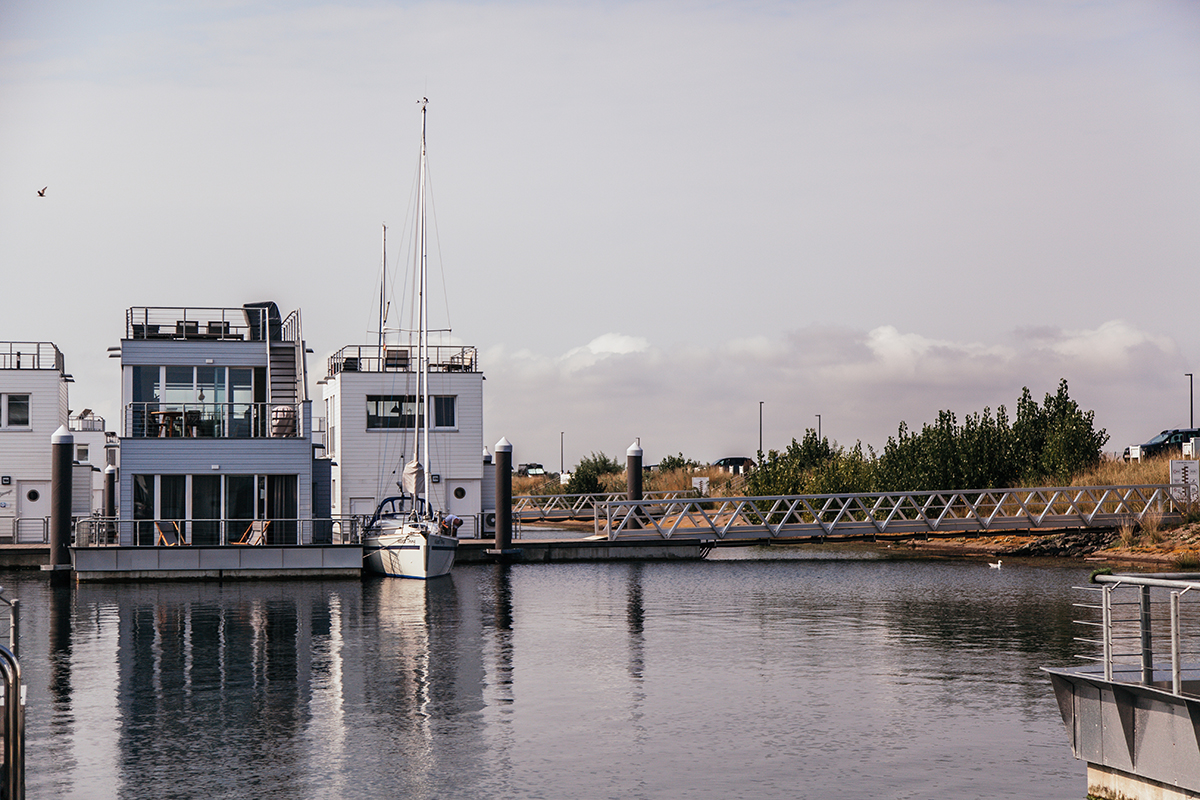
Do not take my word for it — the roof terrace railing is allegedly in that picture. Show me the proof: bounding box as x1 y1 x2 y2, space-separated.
328 344 479 375
0 342 63 372
125 305 300 343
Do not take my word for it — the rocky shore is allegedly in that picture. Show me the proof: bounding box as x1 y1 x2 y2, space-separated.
903 523 1200 567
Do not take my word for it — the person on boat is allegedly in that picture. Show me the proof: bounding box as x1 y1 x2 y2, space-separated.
440 514 463 536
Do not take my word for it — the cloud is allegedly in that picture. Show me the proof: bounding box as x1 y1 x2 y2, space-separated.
483 320 1184 466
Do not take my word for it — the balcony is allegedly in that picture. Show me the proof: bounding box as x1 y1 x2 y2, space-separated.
125 303 301 343
327 344 478 376
0 342 63 372
124 402 303 439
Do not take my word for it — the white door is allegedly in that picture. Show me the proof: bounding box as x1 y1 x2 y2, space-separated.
17 480 50 543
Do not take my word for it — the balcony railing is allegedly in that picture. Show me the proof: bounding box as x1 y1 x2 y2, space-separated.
74 516 362 547
125 304 301 343
327 344 478 376
123 402 303 439
0 342 63 372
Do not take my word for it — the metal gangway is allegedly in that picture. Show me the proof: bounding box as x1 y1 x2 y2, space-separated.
595 483 1182 542
514 490 693 523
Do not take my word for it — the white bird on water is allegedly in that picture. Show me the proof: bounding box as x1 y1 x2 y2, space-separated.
989 559 1002 569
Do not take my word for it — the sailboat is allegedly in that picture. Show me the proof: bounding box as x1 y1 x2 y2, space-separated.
363 98 460 580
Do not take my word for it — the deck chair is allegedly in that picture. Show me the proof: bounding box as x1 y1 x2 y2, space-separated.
155 521 185 546
234 520 269 545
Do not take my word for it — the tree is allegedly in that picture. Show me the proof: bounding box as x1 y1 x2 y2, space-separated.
565 451 622 494
659 452 698 472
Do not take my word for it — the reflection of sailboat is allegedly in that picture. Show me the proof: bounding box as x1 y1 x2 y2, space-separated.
364 98 459 579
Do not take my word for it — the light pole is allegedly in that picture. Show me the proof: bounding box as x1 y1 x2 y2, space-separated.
1188 374 1194 428
560 431 565 474
759 401 763 456
815 414 821 442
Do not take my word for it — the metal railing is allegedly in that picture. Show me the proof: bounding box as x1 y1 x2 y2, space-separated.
123 402 303 438
0 518 49 545
595 483 1182 540
74 517 364 547
327 344 479 376
0 342 63 372
1075 572 1200 696
0 586 22 800
515 490 695 522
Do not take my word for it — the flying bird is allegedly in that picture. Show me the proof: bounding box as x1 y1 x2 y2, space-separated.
37 187 46 197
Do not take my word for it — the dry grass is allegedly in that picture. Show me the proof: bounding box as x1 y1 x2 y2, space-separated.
1071 456 1171 487
1141 505 1164 543
1118 516 1138 547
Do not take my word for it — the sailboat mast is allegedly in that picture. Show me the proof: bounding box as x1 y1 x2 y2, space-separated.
378 223 387 366
418 98 431 511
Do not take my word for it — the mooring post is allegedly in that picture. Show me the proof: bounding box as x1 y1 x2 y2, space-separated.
103 464 116 544
45 425 74 585
627 439 643 530
488 438 520 560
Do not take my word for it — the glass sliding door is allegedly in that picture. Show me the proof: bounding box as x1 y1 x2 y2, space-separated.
267 475 298 545
133 474 154 545
226 475 257 544
160 475 186 544
192 474 221 545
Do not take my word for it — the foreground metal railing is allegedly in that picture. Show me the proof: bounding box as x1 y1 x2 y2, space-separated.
73 517 364 547
596 483 1183 540
515 490 695 522
0 586 22 800
1075 573 1200 697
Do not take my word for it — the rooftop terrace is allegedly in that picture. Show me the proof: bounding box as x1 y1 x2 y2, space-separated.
125 303 300 343
0 342 64 372
327 344 479 376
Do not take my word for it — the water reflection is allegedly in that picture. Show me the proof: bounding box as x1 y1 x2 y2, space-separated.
8 555 1096 799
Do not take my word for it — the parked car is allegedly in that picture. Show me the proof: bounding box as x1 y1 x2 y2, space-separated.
1123 429 1200 461
515 463 547 477
712 456 755 474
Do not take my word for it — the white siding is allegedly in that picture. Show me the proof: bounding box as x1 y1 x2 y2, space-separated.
322 367 484 519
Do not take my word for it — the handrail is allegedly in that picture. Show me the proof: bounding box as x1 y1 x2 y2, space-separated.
513 490 693 521
1076 572 1200 697
0 643 23 800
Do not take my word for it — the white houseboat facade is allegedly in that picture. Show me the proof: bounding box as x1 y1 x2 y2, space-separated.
320 343 485 536
0 342 70 542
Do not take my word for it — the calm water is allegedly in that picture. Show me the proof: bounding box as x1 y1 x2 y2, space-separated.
3 550 1092 799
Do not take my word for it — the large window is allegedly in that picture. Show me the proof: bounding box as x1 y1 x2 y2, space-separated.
366 395 456 430
130 473 297 545
2 394 30 427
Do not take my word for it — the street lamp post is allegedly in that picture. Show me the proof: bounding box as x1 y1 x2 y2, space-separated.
1188 374 1194 428
759 401 763 456
815 414 821 442
560 431 565 474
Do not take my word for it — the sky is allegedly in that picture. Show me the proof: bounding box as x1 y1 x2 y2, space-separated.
2 0 1199 469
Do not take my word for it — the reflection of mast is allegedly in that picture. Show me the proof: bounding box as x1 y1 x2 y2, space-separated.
626 563 647 741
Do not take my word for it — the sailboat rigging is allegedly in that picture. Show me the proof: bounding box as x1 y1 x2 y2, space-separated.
363 98 460 579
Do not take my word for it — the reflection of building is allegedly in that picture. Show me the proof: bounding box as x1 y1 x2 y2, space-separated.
0 342 70 542
320 343 485 535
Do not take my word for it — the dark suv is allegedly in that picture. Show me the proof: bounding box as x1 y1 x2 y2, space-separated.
1123 429 1200 460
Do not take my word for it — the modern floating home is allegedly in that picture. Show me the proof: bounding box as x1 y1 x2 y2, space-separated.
319 341 487 537
71 303 360 580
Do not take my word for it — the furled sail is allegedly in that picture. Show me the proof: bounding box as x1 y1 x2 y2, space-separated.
401 459 425 495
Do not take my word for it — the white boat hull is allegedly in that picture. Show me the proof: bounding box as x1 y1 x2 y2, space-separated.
364 521 457 579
